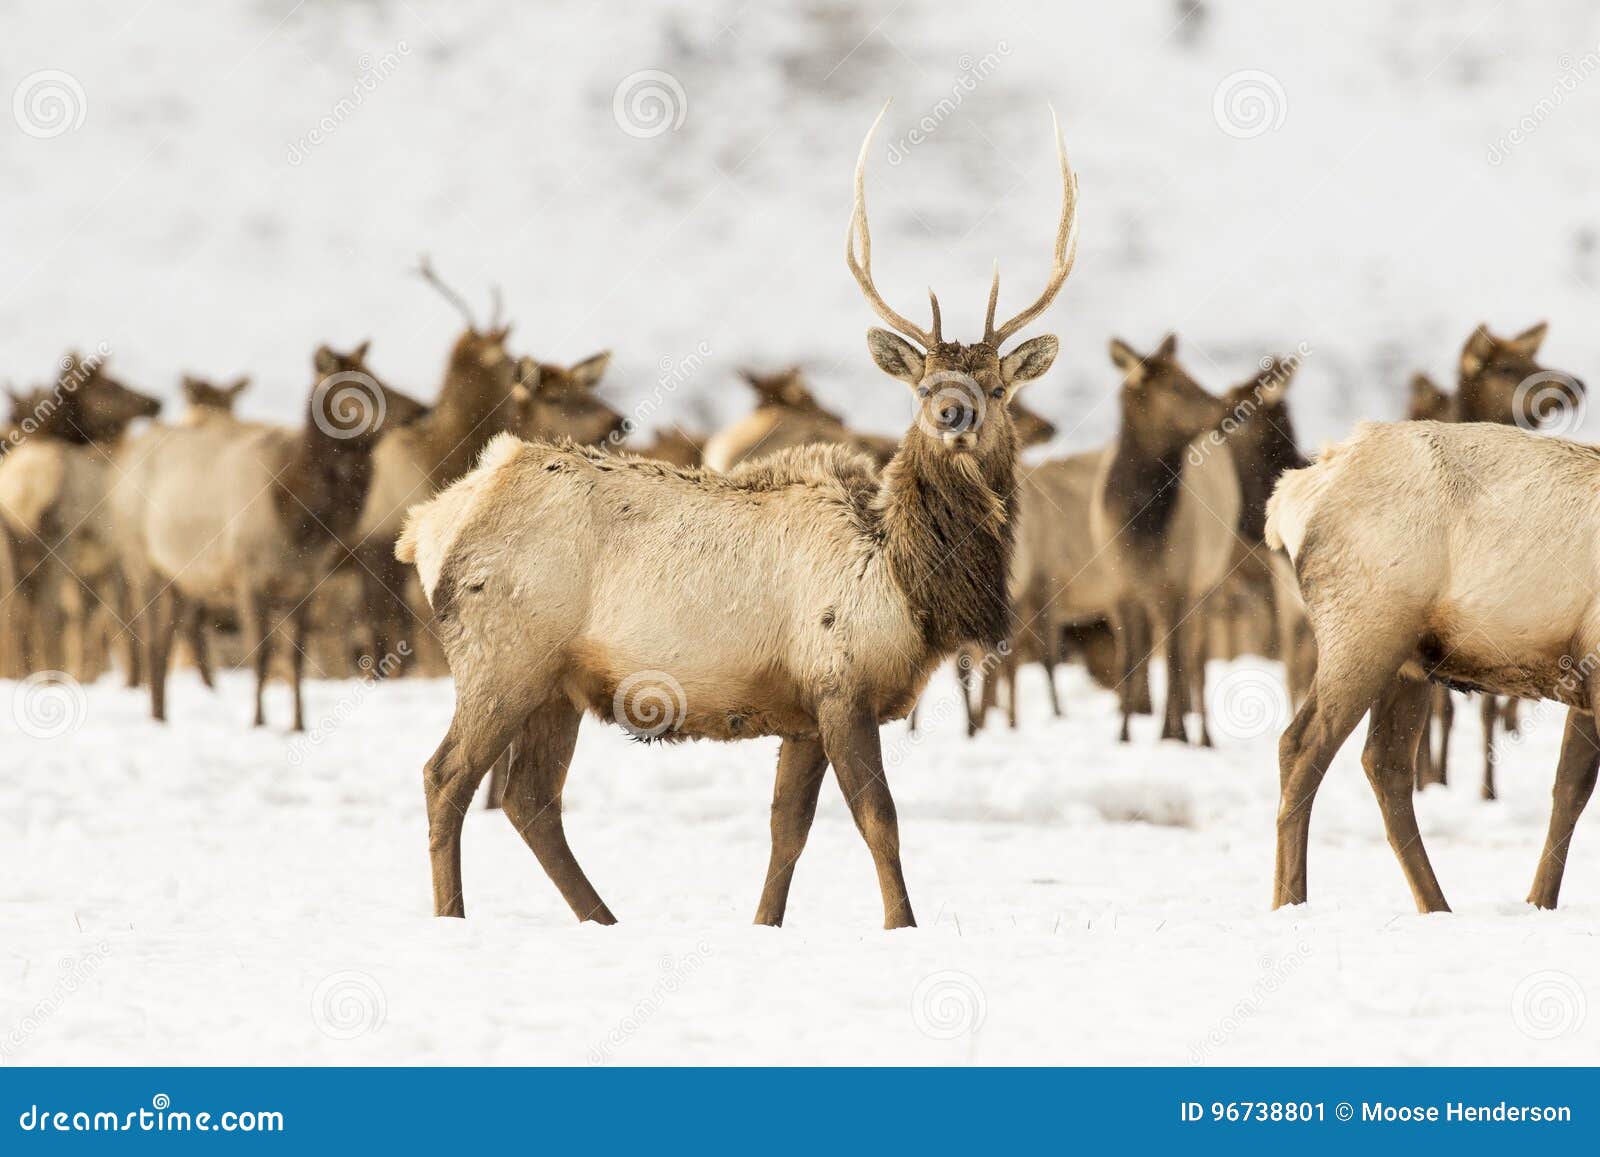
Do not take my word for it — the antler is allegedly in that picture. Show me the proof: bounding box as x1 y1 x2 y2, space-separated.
983 105 1080 349
846 101 939 350
415 255 480 330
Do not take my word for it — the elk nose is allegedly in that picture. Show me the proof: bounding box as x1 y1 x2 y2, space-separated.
937 402 964 429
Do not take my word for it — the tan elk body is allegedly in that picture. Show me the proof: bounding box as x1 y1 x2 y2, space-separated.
112 345 426 727
397 102 1079 927
1267 418 1600 912
1090 335 1240 744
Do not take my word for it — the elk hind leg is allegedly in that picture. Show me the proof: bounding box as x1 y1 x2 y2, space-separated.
1527 707 1600 910
1275 636 1413 908
1362 677 1450 913
754 735 830 926
500 700 616 924
1480 694 1499 801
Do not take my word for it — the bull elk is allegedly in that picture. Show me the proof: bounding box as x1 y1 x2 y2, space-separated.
396 101 1079 926
1267 419 1599 912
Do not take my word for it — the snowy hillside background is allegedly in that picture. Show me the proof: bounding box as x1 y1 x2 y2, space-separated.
4 0 1600 447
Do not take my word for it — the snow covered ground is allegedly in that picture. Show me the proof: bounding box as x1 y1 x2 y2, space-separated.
3 659 1596 1065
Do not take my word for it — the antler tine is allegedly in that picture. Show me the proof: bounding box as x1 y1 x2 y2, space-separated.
928 289 943 344
415 255 480 331
846 100 936 349
986 105 1080 348
489 284 505 331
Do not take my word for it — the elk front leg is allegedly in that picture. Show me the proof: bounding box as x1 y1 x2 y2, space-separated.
188 605 215 690
754 735 829 926
238 584 271 727
288 601 309 732
1112 599 1142 743
1527 707 1600 909
146 585 180 723
820 697 914 929
1361 677 1450 913
1156 598 1189 743
1184 609 1213 748
1480 694 1499 801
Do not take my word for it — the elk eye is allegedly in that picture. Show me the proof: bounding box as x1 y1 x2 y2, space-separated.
915 386 931 399
989 386 1005 399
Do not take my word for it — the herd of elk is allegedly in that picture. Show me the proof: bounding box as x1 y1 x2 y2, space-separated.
5 102 1594 930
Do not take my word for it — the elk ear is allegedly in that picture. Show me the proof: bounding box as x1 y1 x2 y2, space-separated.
1508 321 1549 356
1000 334 1059 388
228 376 251 398
1461 325 1496 377
1255 358 1296 405
1109 338 1144 379
569 351 611 390
866 329 924 385
1154 333 1179 361
313 346 340 375
351 339 372 363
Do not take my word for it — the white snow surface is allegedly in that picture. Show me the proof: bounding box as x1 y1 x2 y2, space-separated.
3 661 1597 1065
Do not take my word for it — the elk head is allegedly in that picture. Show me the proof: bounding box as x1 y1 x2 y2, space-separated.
740 366 842 423
511 353 627 446
848 102 1074 461
1457 322 1585 428
181 374 251 414
1407 372 1456 422
309 341 428 451
1108 334 1230 456
62 354 162 442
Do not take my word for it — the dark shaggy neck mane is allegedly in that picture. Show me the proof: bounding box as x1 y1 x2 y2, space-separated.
1104 424 1185 546
273 423 375 551
876 433 1018 654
